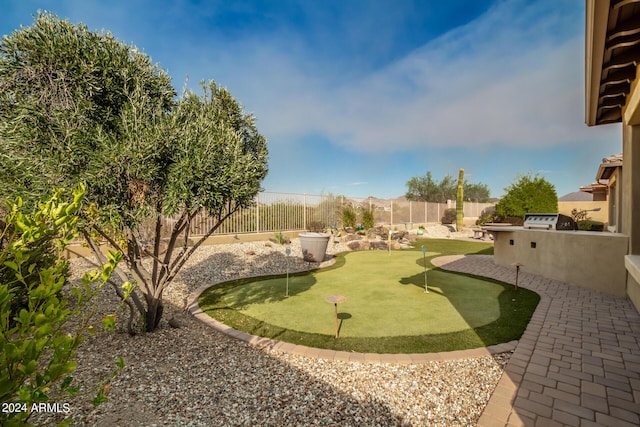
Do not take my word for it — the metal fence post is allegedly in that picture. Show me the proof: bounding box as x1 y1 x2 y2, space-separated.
409 200 412 224
303 193 307 231
256 196 260 233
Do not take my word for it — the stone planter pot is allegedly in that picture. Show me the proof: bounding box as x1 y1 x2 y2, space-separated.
299 232 331 262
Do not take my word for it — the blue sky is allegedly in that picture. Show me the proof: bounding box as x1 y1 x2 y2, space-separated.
1 0 622 199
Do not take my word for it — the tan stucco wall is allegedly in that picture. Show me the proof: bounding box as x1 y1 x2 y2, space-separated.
628 275 640 314
622 124 640 255
557 201 608 223
626 256 640 313
489 227 628 296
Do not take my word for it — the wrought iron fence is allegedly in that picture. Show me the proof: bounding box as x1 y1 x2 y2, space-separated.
177 192 494 237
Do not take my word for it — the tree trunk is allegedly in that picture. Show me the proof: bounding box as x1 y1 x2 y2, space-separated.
145 296 164 332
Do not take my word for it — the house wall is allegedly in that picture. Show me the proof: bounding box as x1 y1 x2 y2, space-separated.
627 256 640 313
620 124 640 311
557 201 608 223
608 170 621 232
487 227 628 297
621 124 640 255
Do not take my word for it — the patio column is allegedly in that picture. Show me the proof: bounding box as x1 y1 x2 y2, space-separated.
622 124 640 256
621 123 640 313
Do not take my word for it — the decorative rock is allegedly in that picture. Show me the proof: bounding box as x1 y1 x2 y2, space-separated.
344 233 363 242
391 231 408 240
347 241 370 251
369 241 388 250
168 317 182 328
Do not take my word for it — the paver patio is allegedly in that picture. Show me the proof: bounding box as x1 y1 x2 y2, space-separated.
432 255 640 427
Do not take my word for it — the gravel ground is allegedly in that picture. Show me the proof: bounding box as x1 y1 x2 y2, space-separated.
31 233 508 427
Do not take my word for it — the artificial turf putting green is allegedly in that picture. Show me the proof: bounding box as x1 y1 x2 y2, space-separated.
222 250 502 337
199 239 540 353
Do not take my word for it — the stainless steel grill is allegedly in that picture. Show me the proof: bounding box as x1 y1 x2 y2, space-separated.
523 213 576 230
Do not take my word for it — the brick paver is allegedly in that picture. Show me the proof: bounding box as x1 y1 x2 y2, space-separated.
433 255 640 427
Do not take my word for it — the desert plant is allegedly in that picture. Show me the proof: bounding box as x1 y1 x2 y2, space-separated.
273 231 290 244
441 208 457 224
306 221 325 233
341 205 357 229
362 208 375 230
476 206 497 226
456 168 464 230
577 220 604 232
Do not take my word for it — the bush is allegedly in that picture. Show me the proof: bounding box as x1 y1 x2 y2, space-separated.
306 221 325 233
577 220 604 232
476 206 497 226
362 209 375 230
272 231 290 244
341 205 357 229
502 216 525 226
0 212 66 326
0 185 125 425
496 174 557 219
441 208 457 224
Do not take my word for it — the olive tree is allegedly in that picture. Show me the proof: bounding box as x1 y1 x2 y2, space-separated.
0 13 268 333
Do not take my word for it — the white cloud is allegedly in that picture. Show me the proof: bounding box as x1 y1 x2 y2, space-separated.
205 0 615 155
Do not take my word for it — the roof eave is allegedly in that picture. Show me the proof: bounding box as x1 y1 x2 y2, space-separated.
586 0 612 126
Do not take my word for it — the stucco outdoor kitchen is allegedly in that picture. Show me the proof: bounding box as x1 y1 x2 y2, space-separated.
483 220 628 297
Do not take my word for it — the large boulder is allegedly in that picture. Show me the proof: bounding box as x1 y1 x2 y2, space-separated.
343 233 364 242
369 241 388 250
347 241 371 251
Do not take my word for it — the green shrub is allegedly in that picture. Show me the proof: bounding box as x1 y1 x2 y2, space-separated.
273 231 290 244
441 208 457 224
0 233 66 330
0 185 125 425
341 205 357 229
306 221 325 232
577 220 604 232
495 174 558 219
361 209 375 230
476 206 497 226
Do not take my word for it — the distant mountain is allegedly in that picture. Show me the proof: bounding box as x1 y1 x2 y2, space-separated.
558 191 593 202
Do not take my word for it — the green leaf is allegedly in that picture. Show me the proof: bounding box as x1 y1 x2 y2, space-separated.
34 313 47 326
3 260 19 271
60 376 74 391
21 360 37 375
17 309 31 326
121 281 135 298
62 361 77 375
102 314 116 331
92 388 108 407
115 356 125 369
3 343 18 358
